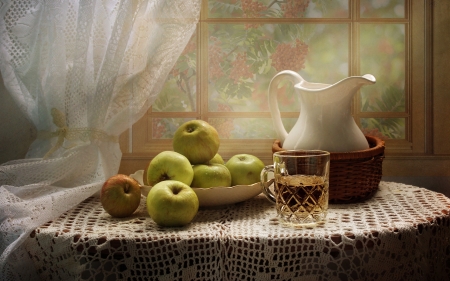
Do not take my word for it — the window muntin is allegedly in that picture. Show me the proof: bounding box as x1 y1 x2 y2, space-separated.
125 0 424 160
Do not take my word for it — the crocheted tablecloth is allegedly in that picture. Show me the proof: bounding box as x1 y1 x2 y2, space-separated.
26 182 450 280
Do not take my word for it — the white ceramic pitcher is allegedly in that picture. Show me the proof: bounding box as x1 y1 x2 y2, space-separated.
268 70 376 152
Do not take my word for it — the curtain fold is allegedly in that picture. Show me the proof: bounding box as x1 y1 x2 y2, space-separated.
0 0 201 280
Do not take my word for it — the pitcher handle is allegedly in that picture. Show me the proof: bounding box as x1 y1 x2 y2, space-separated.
268 70 305 145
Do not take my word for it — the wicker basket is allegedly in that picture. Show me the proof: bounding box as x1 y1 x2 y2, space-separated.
272 136 385 204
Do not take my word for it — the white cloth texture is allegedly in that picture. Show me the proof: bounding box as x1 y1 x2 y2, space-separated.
25 181 450 280
0 1 200 280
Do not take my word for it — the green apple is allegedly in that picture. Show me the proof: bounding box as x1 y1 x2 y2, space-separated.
146 180 199 227
191 164 231 188
225 154 265 186
173 120 220 164
100 174 142 218
146 151 194 186
208 153 225 165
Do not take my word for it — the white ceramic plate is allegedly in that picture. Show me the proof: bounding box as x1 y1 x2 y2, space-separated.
130 170 262 207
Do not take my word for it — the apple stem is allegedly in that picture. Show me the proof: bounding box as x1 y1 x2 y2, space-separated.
124 184 129 194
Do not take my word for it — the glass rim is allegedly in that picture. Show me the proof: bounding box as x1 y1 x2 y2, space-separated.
273 149 330 157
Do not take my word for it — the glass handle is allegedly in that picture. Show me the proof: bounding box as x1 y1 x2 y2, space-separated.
261 165 276 203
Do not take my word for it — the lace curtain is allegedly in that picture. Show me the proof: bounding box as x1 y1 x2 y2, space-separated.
0 0 200 280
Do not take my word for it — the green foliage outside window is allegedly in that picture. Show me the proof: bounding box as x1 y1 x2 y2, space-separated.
151 0 407 140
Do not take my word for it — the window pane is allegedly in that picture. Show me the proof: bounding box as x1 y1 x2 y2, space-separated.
360 24 405 112
209 117 297 139
208 23 348 113
361 117 405 139
208 0 349 19
152 33 197 112
152 118 194 139
360 0 405 18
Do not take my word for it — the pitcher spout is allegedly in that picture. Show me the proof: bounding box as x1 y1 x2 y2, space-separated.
295 74 376 94
342 74 376 97
318 74 376 103
333 74 376 89
362 74 376 83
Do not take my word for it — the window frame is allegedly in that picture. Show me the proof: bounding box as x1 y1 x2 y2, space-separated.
119 0 430 175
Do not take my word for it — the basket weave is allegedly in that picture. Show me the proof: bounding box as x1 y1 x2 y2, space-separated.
272 136 385 204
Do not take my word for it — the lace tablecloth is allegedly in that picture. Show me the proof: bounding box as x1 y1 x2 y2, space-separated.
25 182 450 281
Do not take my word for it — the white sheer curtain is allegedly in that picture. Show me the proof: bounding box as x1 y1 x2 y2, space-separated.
0 0 200 280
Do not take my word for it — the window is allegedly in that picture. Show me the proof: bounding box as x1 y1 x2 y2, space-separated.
119 0 429 173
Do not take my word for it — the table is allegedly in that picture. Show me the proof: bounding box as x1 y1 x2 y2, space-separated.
25 182 450 280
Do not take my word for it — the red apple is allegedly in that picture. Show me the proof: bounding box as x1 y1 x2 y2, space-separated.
100 174 141 218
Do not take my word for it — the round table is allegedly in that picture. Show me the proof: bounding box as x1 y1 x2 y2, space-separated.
26 182 450 280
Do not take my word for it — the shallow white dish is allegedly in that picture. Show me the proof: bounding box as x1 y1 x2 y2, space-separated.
130 170 262 207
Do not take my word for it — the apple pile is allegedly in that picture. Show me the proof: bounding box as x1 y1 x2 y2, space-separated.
146 120 265 189
146 120 265 225
100 120 265 227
